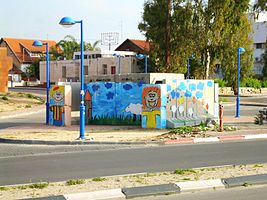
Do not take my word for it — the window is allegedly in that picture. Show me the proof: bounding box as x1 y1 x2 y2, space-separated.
84 55 88 59
103 64 107 74
62 66 66 78
111 66 116 74
84 65 88 75
75 55 80 60
96 54 101 58
256 43 263 49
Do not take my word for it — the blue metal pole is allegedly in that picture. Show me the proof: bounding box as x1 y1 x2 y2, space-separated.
187 56 190 79
79 20 85 139
45 43 50 125
236 49 241 118
145 55 148 73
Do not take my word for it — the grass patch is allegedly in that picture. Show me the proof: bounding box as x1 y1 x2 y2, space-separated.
29 182 49 189
0 186 9 191
168 126 193 134
66 179 85 185
219 97 229 102
253 164 264 168
174 168 197 175
92 177 107 182
90 115 141 126
26 93 34 98
144 173 157 177
25 104 32 108
182 178 191 181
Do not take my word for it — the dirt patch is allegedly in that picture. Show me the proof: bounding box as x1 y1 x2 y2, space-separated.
0 92 44 113
0 163 266 199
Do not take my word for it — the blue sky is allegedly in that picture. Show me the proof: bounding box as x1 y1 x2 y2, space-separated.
0 0 146 49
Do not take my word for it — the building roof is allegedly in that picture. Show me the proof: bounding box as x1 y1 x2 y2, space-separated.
129 39 150 52
115 39 150 53
1 38 57 63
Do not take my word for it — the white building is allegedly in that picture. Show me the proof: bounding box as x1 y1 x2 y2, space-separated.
251 12 267 76
39 50 143 84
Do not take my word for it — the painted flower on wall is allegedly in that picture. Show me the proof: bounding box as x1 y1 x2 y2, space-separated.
92 84 100 92
123 84 133 90
106 92 115 100
207 81 213 87
197 82 204 90
178 82 186 91
105 82 113 89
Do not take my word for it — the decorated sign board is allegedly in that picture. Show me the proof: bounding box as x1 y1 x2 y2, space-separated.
49 85 71 126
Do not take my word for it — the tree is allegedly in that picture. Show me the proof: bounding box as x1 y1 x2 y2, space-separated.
51 35 101 60
139 0 253 88
139 0 193 73
253 0 267 12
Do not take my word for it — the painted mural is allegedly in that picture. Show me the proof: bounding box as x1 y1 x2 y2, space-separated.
142 86 161 128
49 86 65 126
82 79 216 128
165 79 215 127
84 81 146 125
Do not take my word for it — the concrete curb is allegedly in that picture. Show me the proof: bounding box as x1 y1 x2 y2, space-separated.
164 133 267 145
24 174 267 200
0 137 163 146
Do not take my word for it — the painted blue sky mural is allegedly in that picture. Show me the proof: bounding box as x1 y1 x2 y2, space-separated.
84 82 144 119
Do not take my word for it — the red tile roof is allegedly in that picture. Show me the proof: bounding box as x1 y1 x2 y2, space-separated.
129 39 150 52
2 38 57 63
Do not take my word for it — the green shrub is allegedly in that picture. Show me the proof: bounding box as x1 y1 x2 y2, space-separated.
261 80 267 88
174 168 196 175
1 96 8 101
92 177 107 182
25 104 32 108
214 79 226 87
0 186 9 191
66 179 85 185
241 78 261 89
26 93 34 98
29 182 49 189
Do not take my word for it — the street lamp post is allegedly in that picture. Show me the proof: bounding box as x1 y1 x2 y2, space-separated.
113 53 125 74
136 54 148 73
59 17 85 139
236 47 245 118
32 40 50 125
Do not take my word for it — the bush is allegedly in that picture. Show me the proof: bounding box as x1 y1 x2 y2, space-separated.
214 79 226 87
92 177 107 182
174 168 196 175
1 96 8 101
261 80 267 88
66 179 85 185
241 78 261 89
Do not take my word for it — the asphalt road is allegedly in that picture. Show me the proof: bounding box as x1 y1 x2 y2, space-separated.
0 140 267 186
134 185 267 200
0 110 45 129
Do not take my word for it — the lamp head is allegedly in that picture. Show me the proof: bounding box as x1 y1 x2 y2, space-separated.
136 54 145 59
32 40 43 47
238 47 245 54
59 17 76 28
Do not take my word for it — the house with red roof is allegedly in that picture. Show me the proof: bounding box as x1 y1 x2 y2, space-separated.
115 39 150 54
0 38 57 74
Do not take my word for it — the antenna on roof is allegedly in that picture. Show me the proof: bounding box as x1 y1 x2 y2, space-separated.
101 32 119 51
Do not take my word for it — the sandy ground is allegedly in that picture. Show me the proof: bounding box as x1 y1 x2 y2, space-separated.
0 124 266 142
0 92 44 113
0 163 267 199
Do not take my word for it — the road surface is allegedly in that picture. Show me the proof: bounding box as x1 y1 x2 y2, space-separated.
0 140 267 185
